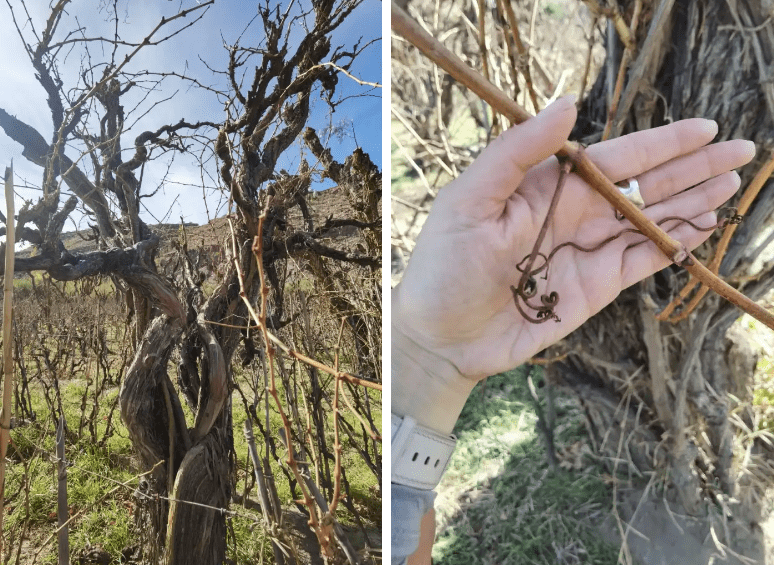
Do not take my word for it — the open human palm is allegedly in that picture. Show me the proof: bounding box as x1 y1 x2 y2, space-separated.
393 95 756 382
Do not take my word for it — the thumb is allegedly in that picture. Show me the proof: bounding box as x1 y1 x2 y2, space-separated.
456 95 577 206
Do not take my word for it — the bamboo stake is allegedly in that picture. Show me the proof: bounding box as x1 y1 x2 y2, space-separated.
391 3 774 331
0 161 14 558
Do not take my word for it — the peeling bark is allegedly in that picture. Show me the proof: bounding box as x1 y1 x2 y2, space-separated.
564 0 774 522
164 430 230 565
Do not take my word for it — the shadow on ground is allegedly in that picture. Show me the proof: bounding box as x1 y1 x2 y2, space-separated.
432 369 770 565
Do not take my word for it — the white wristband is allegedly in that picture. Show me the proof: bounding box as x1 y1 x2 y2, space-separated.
391 414 457 490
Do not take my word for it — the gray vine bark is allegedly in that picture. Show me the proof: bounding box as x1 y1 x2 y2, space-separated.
552 0 774 530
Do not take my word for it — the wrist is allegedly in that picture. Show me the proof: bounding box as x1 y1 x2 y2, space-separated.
392 291 475 436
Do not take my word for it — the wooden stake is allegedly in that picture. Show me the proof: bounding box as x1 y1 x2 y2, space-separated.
56 416 69 565
0 161 14 558
242 418 285 565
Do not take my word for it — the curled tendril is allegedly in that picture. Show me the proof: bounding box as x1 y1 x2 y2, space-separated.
717 207 744 229
511 285 561 323
521 276 538 298
511 167 742 326
511 160 574 324
541 291 559 307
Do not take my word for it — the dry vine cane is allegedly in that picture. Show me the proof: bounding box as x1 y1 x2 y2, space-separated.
657 150 774 322
231 209 327 556
231 200 381 560
391 2 774 331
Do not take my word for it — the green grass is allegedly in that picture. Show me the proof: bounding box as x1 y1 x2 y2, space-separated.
543 0 570 19
2 293 380 564
227 513 273 563
432 368 620 565
2 379 135 564
3 372 380 563
230 376 381 525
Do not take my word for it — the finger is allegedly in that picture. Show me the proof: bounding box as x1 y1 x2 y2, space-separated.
620 211 717 289
638 171 741 225
636 140 755 205
448 95 577 211
585 119 721 183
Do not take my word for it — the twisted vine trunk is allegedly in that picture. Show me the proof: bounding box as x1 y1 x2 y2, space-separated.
550 0 774 537
0 2 380 562
119 271 242 565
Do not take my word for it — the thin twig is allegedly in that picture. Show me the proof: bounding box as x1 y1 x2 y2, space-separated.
391 2 774 331
601 0 642 141
578 16 599 107
582 0 636 50
658 150 774 321
528 351 570 365
529 0 540 48
310 62 381 88
474 0 500 137
499 0 541 112
493 0 521 101
475 0 493 93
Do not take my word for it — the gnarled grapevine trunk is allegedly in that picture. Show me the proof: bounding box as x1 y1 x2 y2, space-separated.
553 0 774 530
0 1 381 563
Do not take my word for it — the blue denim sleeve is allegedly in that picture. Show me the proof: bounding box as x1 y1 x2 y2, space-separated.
391 484 437 565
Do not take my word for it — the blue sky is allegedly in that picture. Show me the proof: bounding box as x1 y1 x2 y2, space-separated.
0 0 381 229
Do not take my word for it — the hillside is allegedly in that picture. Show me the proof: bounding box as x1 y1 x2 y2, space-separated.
17 187 359 259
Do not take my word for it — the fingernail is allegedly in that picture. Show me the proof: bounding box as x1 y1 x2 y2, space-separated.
540 95 576 117
556 94 576 107
741 140 757 161
699 119 718 137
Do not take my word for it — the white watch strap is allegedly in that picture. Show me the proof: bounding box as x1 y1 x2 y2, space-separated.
391 414 456 490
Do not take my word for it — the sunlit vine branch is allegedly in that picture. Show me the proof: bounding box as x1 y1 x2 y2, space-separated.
657 150 774 322
601 0 642 141
230 207 327 555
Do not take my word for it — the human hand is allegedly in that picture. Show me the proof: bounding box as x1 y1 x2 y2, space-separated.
392 95 755 432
